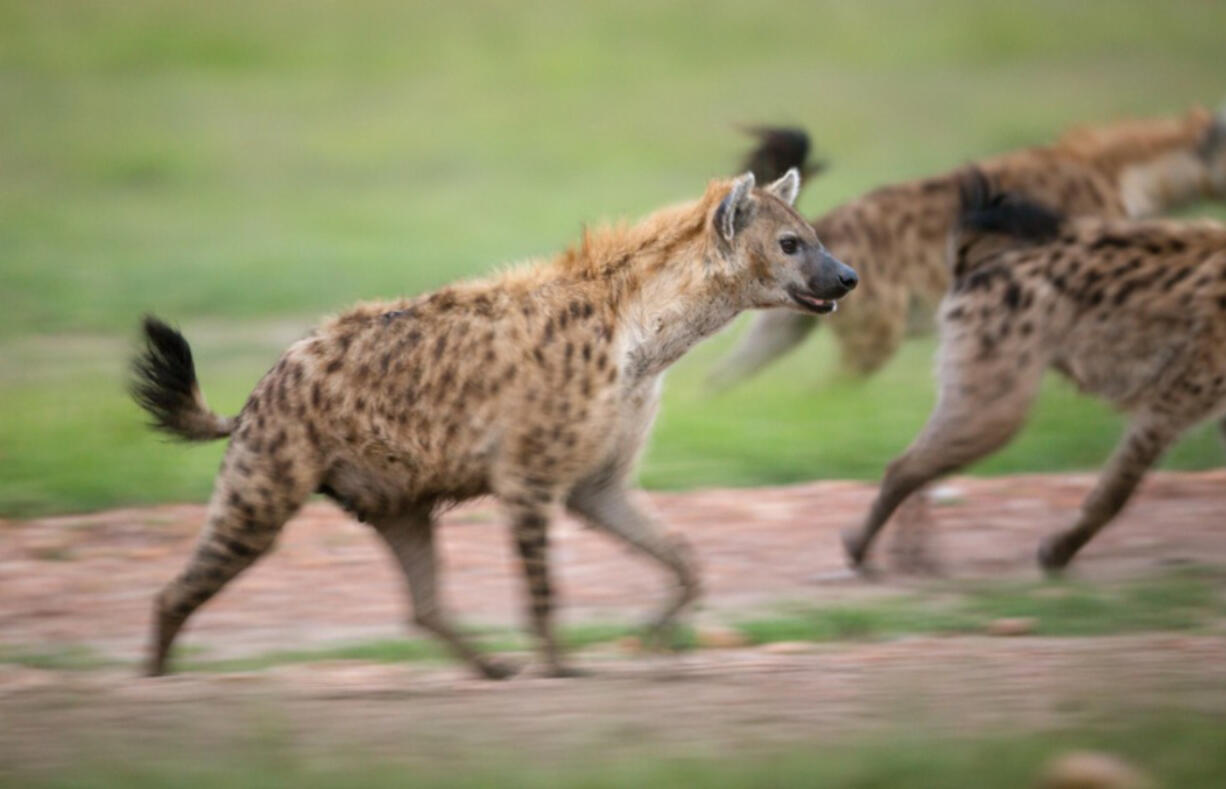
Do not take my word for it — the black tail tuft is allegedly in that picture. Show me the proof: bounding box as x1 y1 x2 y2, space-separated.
957 167 1064 243
740 127 826 184
129 316 233 441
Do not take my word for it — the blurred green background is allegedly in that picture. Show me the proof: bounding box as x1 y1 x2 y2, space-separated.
3 0 1225 516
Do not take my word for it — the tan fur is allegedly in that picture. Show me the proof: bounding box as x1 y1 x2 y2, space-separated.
710 107 1226 387
136 171 855 678
844 178 1226 571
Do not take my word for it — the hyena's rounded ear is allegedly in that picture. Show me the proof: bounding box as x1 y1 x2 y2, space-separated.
717 172 755 242
765 167 801 206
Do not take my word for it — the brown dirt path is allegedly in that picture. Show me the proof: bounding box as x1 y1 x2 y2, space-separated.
3 471 1225 662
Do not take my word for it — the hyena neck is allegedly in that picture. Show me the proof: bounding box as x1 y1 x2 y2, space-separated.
618 265 743 381
551 182 738 382
1117 151 1211 217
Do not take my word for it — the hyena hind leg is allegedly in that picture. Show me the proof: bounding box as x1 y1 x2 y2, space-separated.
843 364 1043 570
1038 418 1177 572
566 481 700 648
147 460 317 676
372 511 518 680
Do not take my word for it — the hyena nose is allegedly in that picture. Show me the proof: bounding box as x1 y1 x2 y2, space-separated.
823 251 857 296
838 265 859 292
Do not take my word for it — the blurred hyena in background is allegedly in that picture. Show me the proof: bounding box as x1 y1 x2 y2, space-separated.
709 104 1226 389
131 169 857 679
843 169 1226 573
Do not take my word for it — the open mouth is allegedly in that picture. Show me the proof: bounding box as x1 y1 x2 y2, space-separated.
789 288 840 314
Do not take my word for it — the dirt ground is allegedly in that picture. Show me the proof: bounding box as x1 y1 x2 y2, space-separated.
3 471 1226 770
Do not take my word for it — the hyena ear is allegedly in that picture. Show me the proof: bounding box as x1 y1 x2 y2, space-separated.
717 172 756 242
765 167 801 206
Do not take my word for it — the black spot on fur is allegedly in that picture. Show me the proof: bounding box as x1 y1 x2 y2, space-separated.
1090 235 1132 251
1003 283 1022 310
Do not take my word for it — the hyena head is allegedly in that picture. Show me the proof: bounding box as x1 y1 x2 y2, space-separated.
713 169 857 314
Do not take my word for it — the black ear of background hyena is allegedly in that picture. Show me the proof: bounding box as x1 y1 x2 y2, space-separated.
952 168 1066 277
739 126 826 184
129 315 235 441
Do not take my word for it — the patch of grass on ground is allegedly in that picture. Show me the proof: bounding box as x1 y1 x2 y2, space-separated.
9 714 1226 788
741 565 1226 642
0 643 117 671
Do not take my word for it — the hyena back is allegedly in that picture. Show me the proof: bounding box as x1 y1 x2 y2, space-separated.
843 169 1226 571
133 169 856 678
711 104 1226 389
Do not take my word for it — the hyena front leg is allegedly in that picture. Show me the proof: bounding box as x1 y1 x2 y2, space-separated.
566 480 700 647
372 512 517 679
501 498 579 678
1038 418 1177 572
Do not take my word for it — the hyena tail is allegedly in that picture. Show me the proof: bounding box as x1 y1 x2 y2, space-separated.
130 316 235 441
951 168 1065 277
739 126 826 184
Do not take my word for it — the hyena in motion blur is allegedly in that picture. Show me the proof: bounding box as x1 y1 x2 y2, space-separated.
132 169 857 678
710 105 1226 389
843 169 1226 572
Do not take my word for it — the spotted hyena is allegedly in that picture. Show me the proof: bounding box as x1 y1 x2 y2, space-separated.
131 169 857 678
842 168 1226 572
710 105 1226 389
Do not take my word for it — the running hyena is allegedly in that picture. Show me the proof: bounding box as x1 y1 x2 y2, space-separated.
842 169 1226 572
131 169 857 678
709 104 1226 389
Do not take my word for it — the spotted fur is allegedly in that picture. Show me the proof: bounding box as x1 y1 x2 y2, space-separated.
133 171 856 678
710 105 1226 388
843 169 1226 571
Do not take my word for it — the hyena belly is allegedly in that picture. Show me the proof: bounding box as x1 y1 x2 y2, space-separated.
296 298 625 518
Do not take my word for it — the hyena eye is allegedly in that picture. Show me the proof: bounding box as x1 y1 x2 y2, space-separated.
779 236 800 255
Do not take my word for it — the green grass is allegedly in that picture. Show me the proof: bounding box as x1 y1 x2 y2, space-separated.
3 0 1226 515
0 643 117 671
8 714 1226 788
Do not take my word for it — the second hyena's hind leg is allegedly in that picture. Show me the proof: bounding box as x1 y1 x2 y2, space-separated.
1037 416 1178 572
147 447 321 676
371 510 518 680
843 351 1046 570
566 477 700 648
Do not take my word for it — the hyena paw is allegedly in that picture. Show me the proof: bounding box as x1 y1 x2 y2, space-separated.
476 657 521 680
1037 536 1073 575
841 528 870 568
